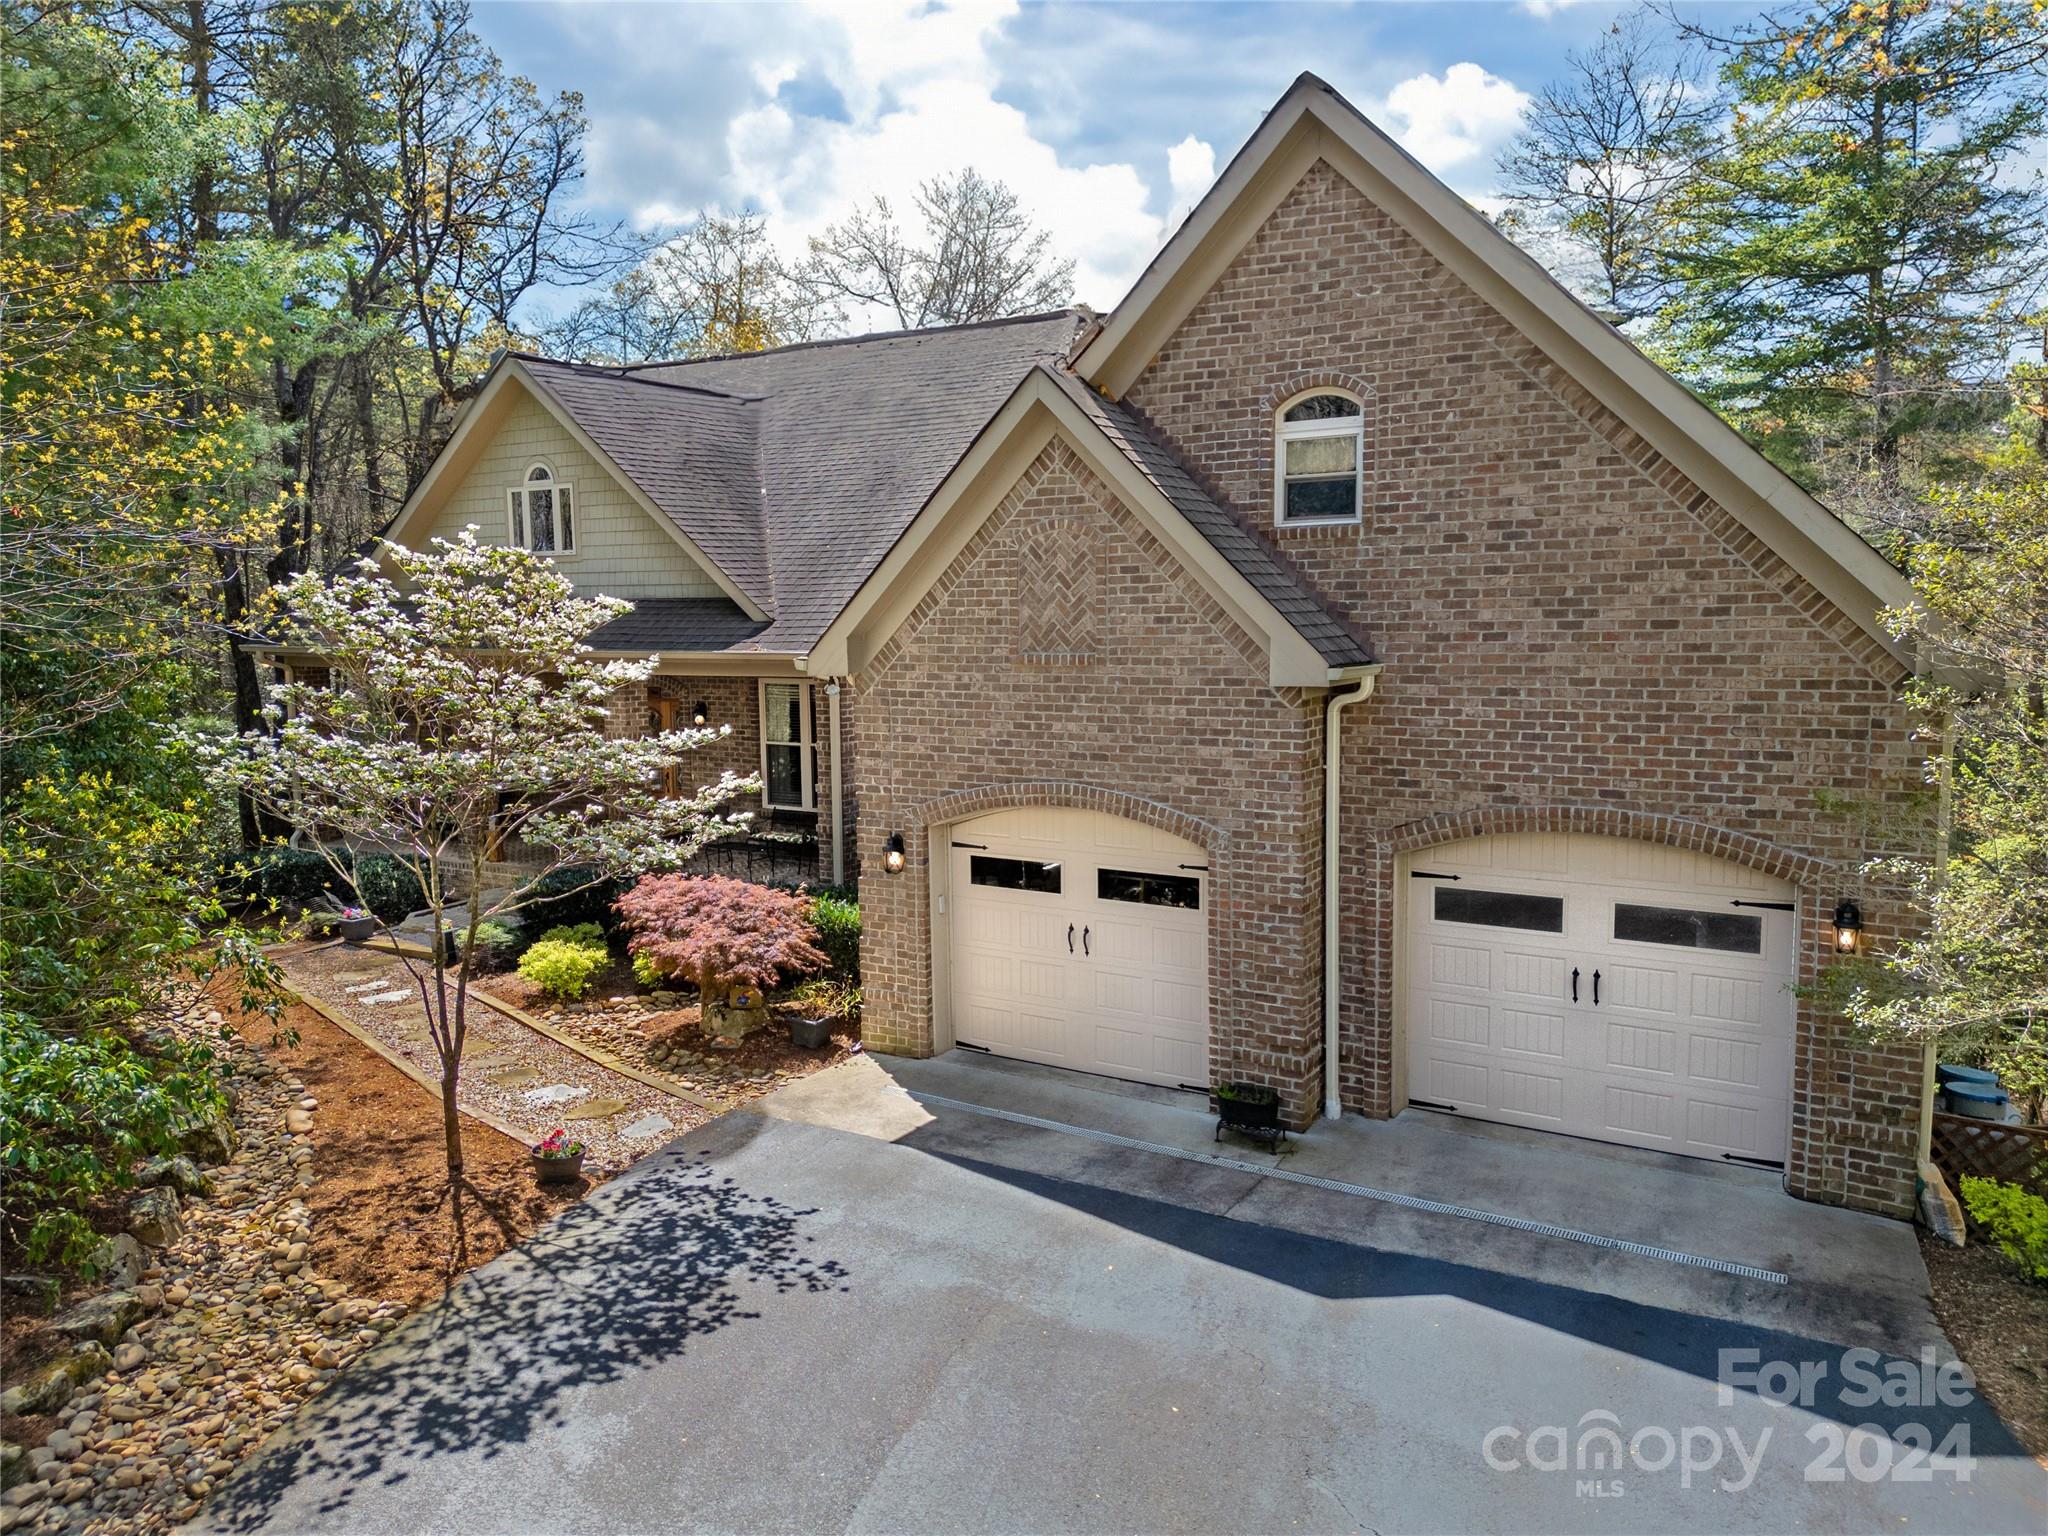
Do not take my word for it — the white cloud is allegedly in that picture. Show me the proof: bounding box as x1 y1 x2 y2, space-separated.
1377 63 1531 180
1519 0 1596 16
666 0 1184 318
1166 134 1216 218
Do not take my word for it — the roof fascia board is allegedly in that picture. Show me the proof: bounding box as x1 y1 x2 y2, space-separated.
812 373 1327 686
1077 101 1319 395
1077 82 1913 667
384 362 770 623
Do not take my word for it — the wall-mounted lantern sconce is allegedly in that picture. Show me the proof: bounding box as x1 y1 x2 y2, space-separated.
883 832 907 874
691 700 709 728
1833 898 1863 954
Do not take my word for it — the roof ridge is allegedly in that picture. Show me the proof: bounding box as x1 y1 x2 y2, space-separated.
509 352 760 403
615 308 1085 372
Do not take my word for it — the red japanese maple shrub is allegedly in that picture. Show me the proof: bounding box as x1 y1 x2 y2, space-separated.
614 874 829 1036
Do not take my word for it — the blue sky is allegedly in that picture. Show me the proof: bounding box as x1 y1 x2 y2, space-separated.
470 0 1701 324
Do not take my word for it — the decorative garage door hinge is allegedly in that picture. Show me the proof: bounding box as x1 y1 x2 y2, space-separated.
1729 900 1796 911
1408 871 1462 881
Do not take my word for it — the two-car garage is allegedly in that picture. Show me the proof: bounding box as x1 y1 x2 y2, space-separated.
936 810 1797 1168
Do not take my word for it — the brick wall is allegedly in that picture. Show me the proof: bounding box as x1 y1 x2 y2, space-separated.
1122 161 1929 1214
852 440 1328 1124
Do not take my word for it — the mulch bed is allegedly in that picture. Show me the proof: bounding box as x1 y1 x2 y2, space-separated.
226 988 592 1311
1918 1231 2048 1463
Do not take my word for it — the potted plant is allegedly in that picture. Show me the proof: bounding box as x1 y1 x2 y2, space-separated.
786 978 858 1049
1214 1080 1284 1145
335 905 377 944
530 1128 587 1183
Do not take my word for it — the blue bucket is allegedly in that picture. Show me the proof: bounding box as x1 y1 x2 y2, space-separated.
1944 1082 2010 1120
1936 1063 1999 1088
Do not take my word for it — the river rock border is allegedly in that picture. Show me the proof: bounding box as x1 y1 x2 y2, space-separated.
0 994 408 1535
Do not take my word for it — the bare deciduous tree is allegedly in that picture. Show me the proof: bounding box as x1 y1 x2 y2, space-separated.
1495 13 1715 322
546 211 831 364
802 168 1074 330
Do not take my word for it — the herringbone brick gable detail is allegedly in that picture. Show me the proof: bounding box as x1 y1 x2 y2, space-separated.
1013 516 1100 665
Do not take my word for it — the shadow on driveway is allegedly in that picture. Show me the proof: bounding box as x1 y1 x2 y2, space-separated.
202 1147 850 1534
922 1147 2030 1457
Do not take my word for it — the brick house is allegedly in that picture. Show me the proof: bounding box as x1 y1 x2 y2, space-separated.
267 76 1932 1216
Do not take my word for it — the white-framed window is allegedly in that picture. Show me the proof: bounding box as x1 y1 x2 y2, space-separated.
508 461 575 553
1273 390 1364 526
758 680 814 811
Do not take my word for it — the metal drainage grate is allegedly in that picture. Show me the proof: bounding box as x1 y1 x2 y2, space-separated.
908 1090 1790 1286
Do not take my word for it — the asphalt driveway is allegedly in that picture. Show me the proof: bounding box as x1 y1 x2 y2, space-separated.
201 1061 2046 1535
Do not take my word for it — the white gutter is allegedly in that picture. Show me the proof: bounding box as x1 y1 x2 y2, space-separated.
826 680 845 887
1323 666 1381 1120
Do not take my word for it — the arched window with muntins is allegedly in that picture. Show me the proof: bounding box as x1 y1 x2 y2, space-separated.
1274 391 1362 525
508 461 575 552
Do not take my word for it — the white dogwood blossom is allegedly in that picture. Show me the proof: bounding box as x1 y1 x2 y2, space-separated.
196 529 756 1173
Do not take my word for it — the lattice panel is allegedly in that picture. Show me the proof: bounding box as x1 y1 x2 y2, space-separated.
1929 1112 2048 1218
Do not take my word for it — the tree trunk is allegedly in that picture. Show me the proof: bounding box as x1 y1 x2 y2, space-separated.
440 1062 465 1178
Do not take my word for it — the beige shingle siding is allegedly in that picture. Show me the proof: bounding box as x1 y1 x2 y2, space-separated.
418 391 727 602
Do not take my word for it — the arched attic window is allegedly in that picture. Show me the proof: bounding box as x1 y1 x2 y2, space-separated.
508 461 575 553
1274 391 1363 526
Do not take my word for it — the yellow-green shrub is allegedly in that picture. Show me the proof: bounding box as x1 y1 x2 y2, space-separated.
517 930 608 1000
1960 1177 2048 1282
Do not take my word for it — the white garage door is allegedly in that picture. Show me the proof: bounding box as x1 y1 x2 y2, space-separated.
947 808 1209 1090
1403 833 1796 1164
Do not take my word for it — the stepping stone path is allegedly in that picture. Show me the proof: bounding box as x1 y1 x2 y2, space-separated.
620 1114 675 1142
276 944 706 1174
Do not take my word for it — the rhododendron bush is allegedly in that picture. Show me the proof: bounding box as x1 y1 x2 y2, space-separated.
616 875 827 1037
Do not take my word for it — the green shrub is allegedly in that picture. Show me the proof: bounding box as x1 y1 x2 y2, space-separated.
538 922 605 947
247 845 351 906
631 950 669 988
0 1020 226 1269
462 920 524 970
517 933 609 1000
516 865 626 937
807 892 860 980
1960 1177 2048 1282
353 854 426 922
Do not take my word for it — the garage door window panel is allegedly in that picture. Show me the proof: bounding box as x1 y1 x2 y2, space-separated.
1096 869 1201 910
969 855 1062 894
1433 886 1564 933
1613 903 1762 954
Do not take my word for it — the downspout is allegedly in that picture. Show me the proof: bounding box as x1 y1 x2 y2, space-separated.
1323 666 1380 1120
826 680 845 887
1920 708 1955 1168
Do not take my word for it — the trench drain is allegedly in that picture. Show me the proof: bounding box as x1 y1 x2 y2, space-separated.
907 1090 1790 1286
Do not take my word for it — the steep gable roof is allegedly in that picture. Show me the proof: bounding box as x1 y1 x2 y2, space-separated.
1073 72 1915 666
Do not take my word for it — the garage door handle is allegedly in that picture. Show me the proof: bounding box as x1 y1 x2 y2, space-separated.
1082 926 1091 956
1592 969 1601 1007
1571 967 1579 1003
1067 924 1075 954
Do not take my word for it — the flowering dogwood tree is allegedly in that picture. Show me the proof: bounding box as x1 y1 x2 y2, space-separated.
200 530 754 1174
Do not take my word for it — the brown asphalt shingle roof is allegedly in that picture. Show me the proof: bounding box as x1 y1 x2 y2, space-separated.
500 310 1367 669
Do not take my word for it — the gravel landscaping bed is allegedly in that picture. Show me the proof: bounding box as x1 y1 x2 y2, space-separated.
1 993 409 1535
273 943 706 1173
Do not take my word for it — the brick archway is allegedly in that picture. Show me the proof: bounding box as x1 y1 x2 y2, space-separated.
1385 803 1835 885
918 780 1223 856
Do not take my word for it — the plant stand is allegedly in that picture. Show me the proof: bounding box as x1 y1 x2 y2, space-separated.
1214 1083 1286 1149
